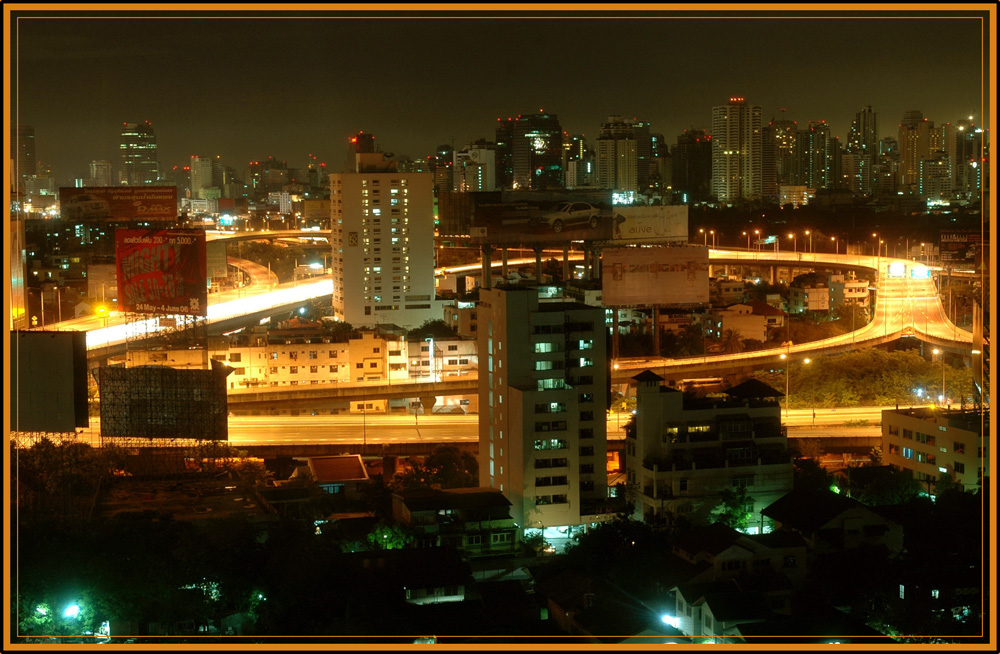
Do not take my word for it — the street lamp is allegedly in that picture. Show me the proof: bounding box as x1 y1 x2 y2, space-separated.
805 230 812 253
780 353 811 419
743 231 750 250
710 229 716 248
933 348 946 405
699 228 708 247
831 236 838 255
787 233 797 253
754 229 760 251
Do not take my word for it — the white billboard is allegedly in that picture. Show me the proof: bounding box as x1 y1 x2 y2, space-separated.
602 246 709 306
611 205 689 242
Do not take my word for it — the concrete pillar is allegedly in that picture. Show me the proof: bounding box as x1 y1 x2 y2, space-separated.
582 247 591 280
652 306 660 356
481 245 493 290
612 309 620 359
534 246 544 284
770 265 776 285
501 247 509 280
592 248 601 280
562 244 570 281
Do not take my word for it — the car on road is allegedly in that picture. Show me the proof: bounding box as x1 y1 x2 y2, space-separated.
62 193 110 220
533 201 600 233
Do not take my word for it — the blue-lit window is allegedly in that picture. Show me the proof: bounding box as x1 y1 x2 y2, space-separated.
902 447 914 460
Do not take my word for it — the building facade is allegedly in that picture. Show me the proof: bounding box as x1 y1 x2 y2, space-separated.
881 407 988 494
477 287 610 535
711 98 762 205
330 148 444 328
625 373 794 530
119 121 159 186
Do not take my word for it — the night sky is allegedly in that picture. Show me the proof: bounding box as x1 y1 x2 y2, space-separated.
10 8 990 183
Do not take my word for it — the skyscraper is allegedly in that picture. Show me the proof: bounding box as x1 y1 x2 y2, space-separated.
330 135 442 329
671 129 713 204
762 110 797 198
11 124 36 182
898 110 935 192
494 117 515 190
512 112 563 190
477 286 609 535
795 121 839 190
119 121 159 186
711 97 762 204
88 160 113 187
845 106 878 196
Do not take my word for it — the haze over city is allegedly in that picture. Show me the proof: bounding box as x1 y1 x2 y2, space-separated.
13 8 987 181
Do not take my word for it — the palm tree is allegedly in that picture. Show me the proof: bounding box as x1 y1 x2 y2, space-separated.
719 328 745 354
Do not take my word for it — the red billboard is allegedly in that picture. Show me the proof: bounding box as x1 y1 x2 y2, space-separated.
59 186 178 222
116 228 208 316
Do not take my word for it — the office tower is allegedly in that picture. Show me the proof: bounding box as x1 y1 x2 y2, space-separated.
872 136 900 198
190 155 216 199
596 116 637 191
947 118 986 203
649 131 668 192
119 121 159 186
330 135 440 329
898 110 935 191
453 145 496 192
494 117 515 189
671 128 713 204
477 287 608 535
433 144 453 193
88 160 113 187
594 115 654 192
762 110 797 198
12 124 36 181
561 132 591 188
711 97 762 204
512 112 563 190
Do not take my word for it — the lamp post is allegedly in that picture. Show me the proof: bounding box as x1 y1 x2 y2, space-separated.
787 233 797 253
743 231 750 250
780 352 810 419
710 229 716 248
831 236 838 255
754 229 760 251
933 348 946 405
699 228 707 247
805 230 812 253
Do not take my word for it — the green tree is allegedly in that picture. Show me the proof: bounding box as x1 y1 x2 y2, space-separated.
423 445 478 488
793 457 834 493
406 319 458 340
719 328 745 354
366 521 413 550
711 487 754 531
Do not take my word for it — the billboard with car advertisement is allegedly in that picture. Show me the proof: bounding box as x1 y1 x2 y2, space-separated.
601 246 710 306
59 186 178 222
468 191 615 245
116 228 208 316
611 205 689 242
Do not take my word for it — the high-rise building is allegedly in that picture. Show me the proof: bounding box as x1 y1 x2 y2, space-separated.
477 287 609 535
190 155 216 199
512 112 563 190
11 124 36 182
330 135 442 329
897 110 935 191
711 97 762 204
918 152 953 203
87 160 113 187
762 110 797 198
671 129 713 204
453 146 496 192
845 106 878 195
432 144 454 193
794 121 839 190
494 117 515 190
119 121 159 186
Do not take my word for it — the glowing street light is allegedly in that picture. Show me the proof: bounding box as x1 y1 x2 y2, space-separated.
787 233 797 253
63 603 81 619
933 348 946 405
805 230 812 253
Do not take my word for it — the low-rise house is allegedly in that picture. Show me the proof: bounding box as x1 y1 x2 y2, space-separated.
391 487 518 558
745 300 786 330
290 454 370 503
787 272 830 314
673 580 773 642
671 522 808 585
760 488 904 555
705 304 766 342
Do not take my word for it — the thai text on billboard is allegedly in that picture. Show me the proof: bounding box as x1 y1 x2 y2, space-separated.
99 363 230 441
116 228 208 316
611 205 689 242
59 186 178 222
601 246 710 306
938 230 981 263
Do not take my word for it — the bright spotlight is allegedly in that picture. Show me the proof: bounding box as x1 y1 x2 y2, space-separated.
63 604 81 619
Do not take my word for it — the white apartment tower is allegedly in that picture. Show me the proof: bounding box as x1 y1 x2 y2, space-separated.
330 148 441 328
478 287 609 536
711 98 763 204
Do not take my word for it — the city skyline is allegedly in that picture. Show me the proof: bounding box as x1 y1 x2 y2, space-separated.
11 7 989 182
